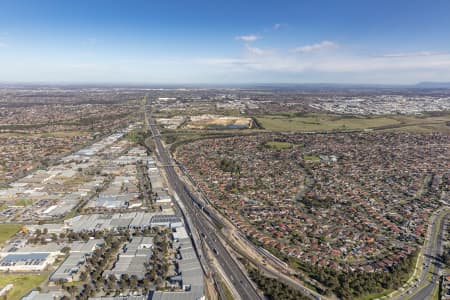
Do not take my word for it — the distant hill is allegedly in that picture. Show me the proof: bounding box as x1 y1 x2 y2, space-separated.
415 82 450 88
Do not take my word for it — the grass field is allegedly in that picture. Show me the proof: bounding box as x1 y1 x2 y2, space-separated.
357 289 394 300
256 114 400 131
0 131 90 138
358 289 393 300
264 141 294 149
256 112 450 132
15 198 33 207
0 224 22 244
0 274 48 300
304 155 321 162
163 128 256 147
384 123 450 133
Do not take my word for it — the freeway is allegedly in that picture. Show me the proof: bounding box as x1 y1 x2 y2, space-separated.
146 104 263 300
393 210 449 300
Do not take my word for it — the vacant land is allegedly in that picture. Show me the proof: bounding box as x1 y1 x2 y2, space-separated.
0 274 48 300
0 223 22 243
256 112 450 132
185 115 253 129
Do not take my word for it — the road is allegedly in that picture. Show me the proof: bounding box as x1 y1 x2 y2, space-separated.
146 104 263 300
393 210 449 300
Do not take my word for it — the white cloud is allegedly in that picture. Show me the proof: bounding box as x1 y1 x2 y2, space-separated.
244 44 274 56
273 23 287 30
195 58 251 67
235 35 260 42
196 48 450 77
0 42 8 48
291 41 338 54
380 51 448 58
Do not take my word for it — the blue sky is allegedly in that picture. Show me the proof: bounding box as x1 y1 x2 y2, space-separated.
0 0 450 84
